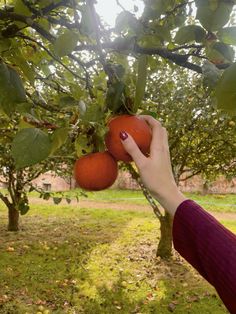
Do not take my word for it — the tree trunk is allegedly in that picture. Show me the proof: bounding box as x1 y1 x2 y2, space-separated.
8 206 20 231
156 211 173 258
202 180 209 195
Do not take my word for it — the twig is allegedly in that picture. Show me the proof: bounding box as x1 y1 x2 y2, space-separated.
17 34 87 82
115 0 126 11
126 163 163 219
170 44 204 52
0 9 55 42
73 40 203 74
26 91 61 113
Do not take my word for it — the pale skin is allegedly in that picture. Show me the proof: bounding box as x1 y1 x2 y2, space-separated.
120 115 187 216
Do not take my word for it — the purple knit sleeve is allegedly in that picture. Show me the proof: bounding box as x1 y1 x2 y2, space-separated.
173 199 236 314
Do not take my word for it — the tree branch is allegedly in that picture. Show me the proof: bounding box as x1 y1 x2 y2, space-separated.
74 41 203 74
135 45 203 73
179 170 202 181
0 191 11 208
125 163 163 219
0 10 55 42
41 0 71 15
26 91 61 113
17 34 86 83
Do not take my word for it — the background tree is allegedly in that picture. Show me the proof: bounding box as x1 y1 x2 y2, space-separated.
0 0 236 257
0 111 77 231
138 65 236 257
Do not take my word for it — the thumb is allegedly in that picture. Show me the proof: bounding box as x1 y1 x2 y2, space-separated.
120 131 146 166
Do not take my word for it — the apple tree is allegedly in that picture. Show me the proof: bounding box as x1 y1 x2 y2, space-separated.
0 0 236 257
0 100 78 231
138 65 236 257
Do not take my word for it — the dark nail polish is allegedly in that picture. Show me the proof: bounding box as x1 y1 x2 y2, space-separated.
119 131 128 141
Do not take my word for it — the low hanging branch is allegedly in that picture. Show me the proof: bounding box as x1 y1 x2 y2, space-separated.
0 7 202 74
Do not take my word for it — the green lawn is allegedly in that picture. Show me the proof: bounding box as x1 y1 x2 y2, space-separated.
0 194 235 314
1 188 236 212
13 187 235 213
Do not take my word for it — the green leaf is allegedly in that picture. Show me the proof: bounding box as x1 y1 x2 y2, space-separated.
207 42 234 64
42 193 51 200
50 127 69 155
112 37 136 51
215 63 236 114
106 81 125 113
38 0 54 8
54 30 79 57
196 2 233 31
11 128 52 169
175 25 206 44
0 62 26 115
153 26 171 43
66 198 72 204
134 55 147 113
53 197 62 205
14 0 31 16
18 201 30 215
15 102 32 114
139 110 157 119
202 60 221 89
57 95 77 106
75 134 93 157
38 18 51 31
78 100 87 115
81 102 104 122
138 34 162 48
217 27 236 45
0 38 11 52
143 0 172 20
14 0 31 27
10 50 35 83
18 118 34 129
80 4 94 36
115 11 141 34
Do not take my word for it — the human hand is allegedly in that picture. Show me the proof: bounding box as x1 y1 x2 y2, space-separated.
120 115 186 216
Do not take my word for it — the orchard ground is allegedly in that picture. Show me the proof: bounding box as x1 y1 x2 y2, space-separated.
0 190 235 314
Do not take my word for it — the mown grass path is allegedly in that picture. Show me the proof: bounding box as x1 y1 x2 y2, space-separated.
0 191 235 313
29 196 236 224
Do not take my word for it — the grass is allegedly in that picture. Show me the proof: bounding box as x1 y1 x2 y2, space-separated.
2 188 236 212
0 194 235 314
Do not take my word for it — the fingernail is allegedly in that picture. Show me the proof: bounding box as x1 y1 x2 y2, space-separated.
119 131 128 141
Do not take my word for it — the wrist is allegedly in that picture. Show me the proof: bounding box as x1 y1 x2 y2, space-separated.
153 184 187 216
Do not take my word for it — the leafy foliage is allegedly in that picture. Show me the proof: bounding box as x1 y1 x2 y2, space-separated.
11 128 52 168
144 65 236 182
0 0 236 228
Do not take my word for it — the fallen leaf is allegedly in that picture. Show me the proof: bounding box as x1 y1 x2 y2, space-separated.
168 302 176 312
187 295 200 302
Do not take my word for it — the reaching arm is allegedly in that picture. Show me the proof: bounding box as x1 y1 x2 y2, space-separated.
120 115 236 313
173 199 236 313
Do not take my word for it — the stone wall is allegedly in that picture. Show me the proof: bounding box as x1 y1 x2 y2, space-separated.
1 171 236 194
113 171 236 194
31 172 72 191
179 175 236 194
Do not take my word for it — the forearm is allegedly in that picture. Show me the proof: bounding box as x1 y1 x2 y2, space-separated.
173 200 236 314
